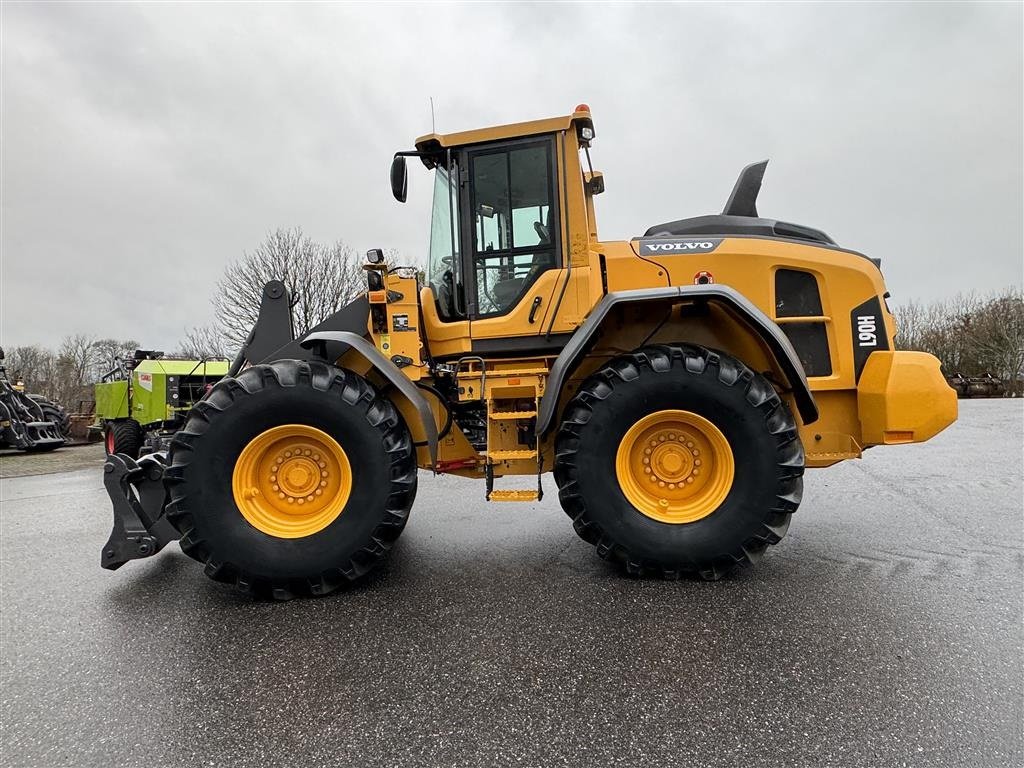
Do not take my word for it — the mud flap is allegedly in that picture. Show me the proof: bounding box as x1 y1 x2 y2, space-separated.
101 453 181 570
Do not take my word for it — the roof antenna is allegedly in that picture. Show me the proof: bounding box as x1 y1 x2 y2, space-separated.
429 96 436 133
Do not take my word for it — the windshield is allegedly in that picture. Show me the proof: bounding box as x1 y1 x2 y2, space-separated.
427 163 461 318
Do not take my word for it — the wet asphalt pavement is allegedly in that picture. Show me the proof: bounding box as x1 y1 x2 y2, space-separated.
1 400 1021 767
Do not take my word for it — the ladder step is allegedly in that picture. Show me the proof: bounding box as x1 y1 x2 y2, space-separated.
489 490 540 502
488 410 537 420
488 449 537 461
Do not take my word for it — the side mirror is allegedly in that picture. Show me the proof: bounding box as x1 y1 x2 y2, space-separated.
390 155 408 203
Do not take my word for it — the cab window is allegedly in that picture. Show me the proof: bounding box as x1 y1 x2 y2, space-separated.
427 162 462 319
468 140 558 317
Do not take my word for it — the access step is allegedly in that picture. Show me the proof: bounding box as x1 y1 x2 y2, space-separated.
488 489 540 502
487 449 538 461
488 410 537 420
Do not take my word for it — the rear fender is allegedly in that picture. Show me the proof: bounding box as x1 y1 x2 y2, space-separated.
536 285 819 435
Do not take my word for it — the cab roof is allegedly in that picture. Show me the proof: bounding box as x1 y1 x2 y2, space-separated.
414 105 594 165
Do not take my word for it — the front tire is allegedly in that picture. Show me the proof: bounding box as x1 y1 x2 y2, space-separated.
165 360 417 599
105 420 142 458
554 344 804 580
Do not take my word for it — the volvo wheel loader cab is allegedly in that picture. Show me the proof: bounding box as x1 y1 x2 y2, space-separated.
100 105 957 597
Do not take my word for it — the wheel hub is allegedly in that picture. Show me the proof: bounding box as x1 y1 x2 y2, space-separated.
275 453 326 501
647 437 698 485
232 425 351 538
615 410 734 523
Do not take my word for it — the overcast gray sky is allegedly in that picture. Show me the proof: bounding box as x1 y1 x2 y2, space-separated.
2 2 1021 350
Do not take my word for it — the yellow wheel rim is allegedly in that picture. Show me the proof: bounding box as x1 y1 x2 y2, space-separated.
232 424 352 539
615 409 735 524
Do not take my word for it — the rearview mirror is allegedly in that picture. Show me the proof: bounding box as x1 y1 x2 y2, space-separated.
390 155 408 203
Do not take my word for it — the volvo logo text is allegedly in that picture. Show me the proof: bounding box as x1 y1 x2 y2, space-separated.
639 238 722 255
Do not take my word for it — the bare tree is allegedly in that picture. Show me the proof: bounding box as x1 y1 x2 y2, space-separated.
893 287 1023 392
970 289 1024 384
51 334 97 410
177 325 230 359
211 228 365 348
91 337 139 377
4 345 55 393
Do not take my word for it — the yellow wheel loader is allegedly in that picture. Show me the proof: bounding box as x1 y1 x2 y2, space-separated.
101 105 957 597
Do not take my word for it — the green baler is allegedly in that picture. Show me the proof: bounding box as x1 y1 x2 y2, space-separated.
93 351 229 457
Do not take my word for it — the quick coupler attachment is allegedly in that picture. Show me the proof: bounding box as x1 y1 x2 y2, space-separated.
101 453 181 571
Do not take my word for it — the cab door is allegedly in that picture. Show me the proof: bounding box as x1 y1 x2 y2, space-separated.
460 136 564 350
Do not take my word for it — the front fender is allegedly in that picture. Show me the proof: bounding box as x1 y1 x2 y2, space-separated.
301 331 437 468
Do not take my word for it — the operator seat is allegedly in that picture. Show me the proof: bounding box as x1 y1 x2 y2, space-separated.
491 209 555 310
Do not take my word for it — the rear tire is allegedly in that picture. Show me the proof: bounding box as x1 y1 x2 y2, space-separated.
105 420 142 458
165 360 417 599
554 344 804 580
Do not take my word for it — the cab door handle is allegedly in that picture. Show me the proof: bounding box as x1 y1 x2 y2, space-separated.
528 296 543 324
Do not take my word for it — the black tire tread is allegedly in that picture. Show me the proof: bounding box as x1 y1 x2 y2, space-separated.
554 343 804 580
109 420 142 459
29 395 71 436
164 360 417 599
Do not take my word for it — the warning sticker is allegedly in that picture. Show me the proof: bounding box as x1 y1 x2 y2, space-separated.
138 372 153 391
